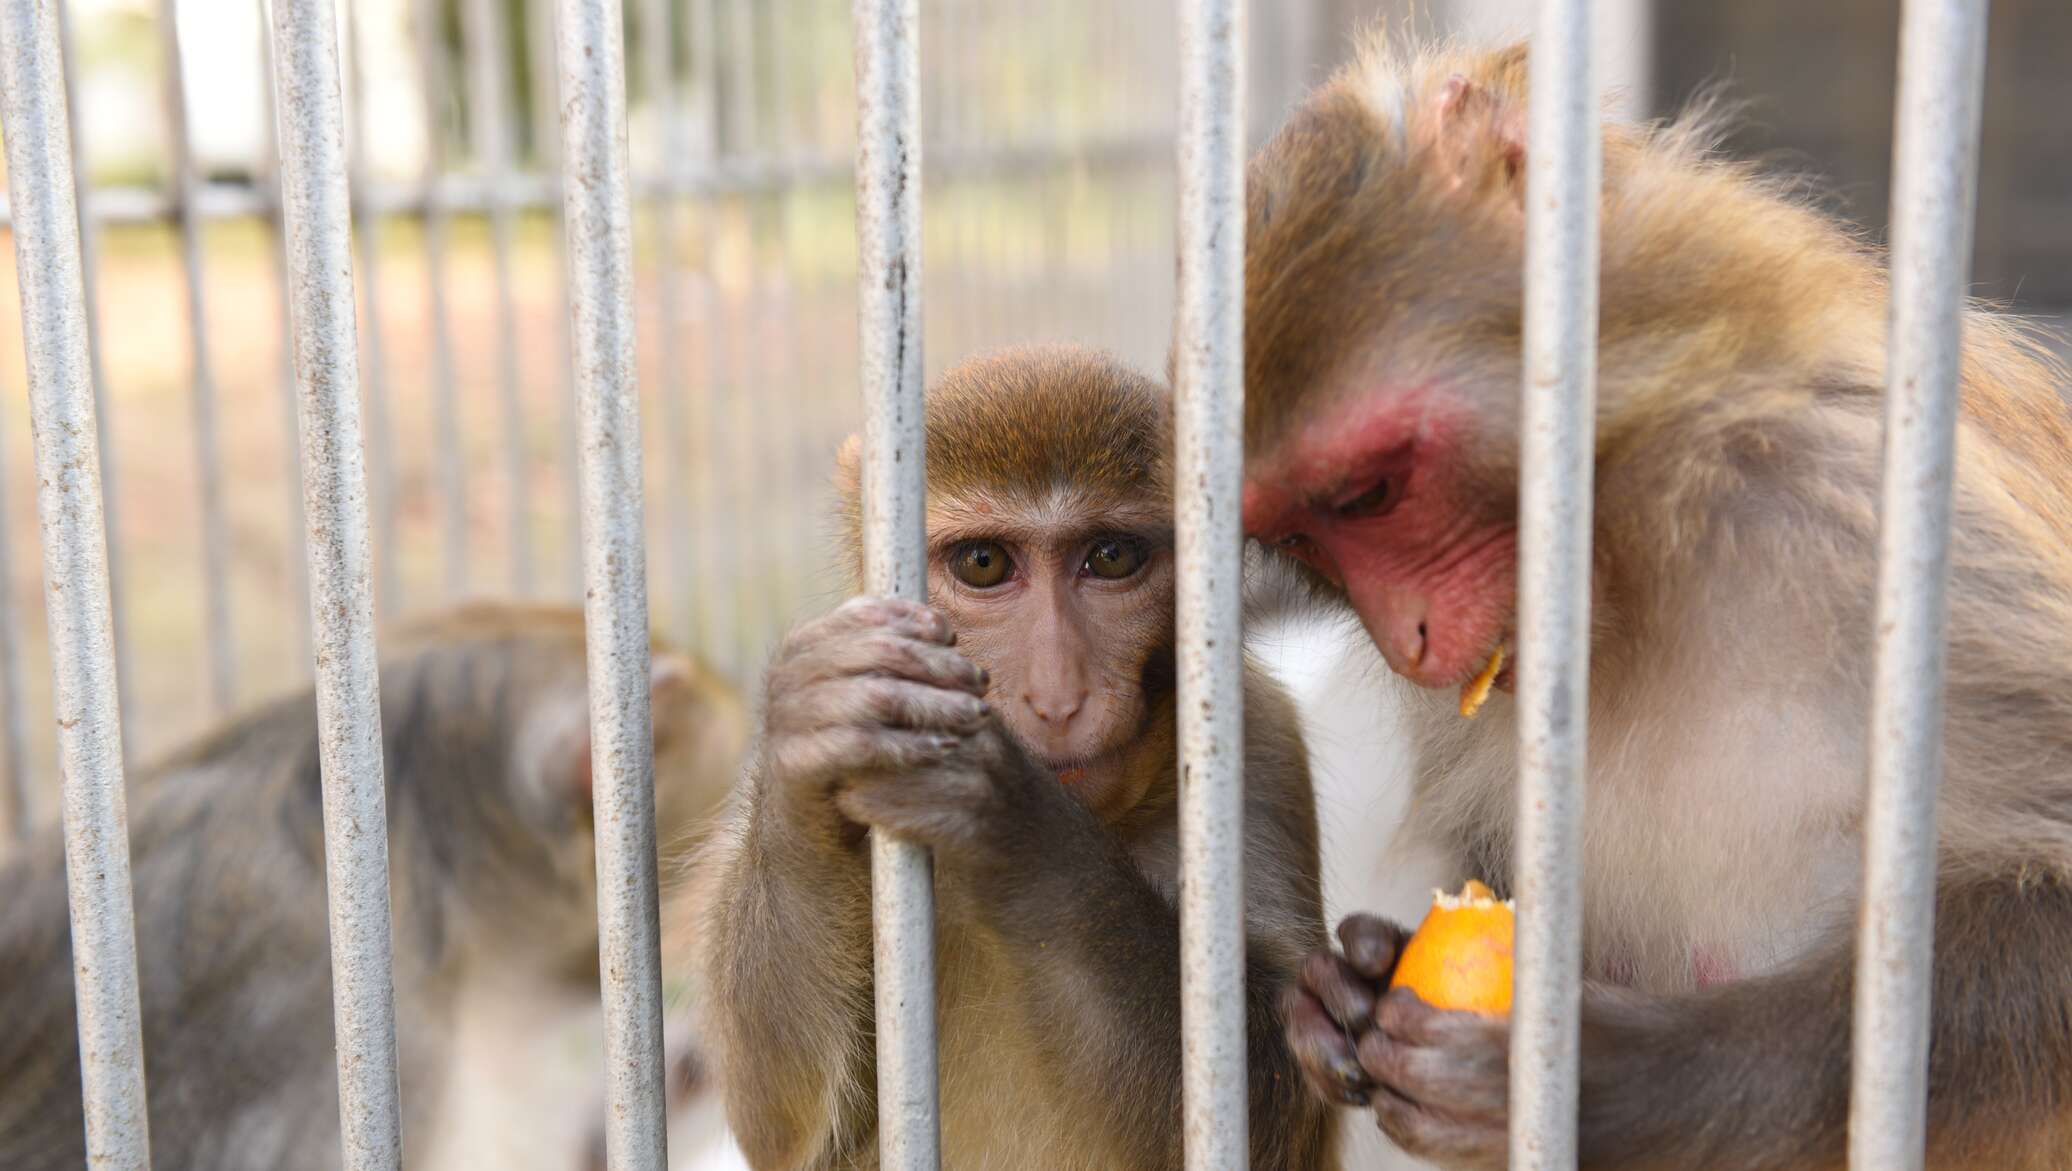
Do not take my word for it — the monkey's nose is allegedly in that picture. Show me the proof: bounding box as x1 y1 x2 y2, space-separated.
1024 690 1087 726
1362 593 1429 678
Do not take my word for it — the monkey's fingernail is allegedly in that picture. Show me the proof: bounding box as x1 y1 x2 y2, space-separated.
930 735 959 752
1343 1089 1371 1108
975 667 990 689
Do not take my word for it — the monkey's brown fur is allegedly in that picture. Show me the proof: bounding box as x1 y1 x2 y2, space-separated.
690 346 1337 1170
1252 37 2072 1171
0 603 745 1171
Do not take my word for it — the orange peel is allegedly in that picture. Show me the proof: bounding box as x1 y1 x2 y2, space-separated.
1388 879 1515 1015
1458 646 1505 718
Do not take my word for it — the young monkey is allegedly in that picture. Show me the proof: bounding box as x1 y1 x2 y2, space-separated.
689 345 1337 1170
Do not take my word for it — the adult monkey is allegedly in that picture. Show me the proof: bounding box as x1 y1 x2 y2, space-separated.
1247 40 2072 1171
690 345 1336 1169
0 604 745 1171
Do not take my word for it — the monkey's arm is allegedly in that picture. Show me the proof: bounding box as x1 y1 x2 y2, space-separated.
692 784 878 1170
946 773 1333 1171
1318 873 2072 1171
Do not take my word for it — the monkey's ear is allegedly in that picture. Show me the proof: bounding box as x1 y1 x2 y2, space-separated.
528 655 712 822
1421 72 1526 198
647 651 702 755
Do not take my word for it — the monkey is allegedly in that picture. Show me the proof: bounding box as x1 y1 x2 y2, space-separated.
0 602 747 1171
1235 36 2072 1171
686 345 1338 1170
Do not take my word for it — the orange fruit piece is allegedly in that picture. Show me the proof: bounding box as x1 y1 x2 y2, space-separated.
1388 879 1515 1015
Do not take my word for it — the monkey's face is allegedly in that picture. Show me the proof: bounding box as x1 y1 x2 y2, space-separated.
1244 386 1519 703
926 491 1174 821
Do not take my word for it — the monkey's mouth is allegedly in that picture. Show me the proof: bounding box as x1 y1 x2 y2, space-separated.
1036 752 1107 786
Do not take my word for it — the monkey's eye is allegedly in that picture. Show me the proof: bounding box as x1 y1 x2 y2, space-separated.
1083 537 1147 580
1335 476 1400 520
950 541 1012 588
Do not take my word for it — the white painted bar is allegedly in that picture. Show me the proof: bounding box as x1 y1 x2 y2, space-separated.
1848 1 1989 1167
851 0 941 1166
1173 0 1248 1167
1511 2 1599 1166
460 0 534 594
0 0 150 1158
556 0 670 1163
158 0 237 714
268 0 406 1165
412 0 468 597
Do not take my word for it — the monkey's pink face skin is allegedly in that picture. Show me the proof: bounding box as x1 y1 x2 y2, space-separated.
926 496 1174 821
1245 391 1518 692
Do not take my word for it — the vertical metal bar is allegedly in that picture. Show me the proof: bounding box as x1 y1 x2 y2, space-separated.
270 2 404 1166
852 1 940 1166
685 0 737 667
525 0 583 599
721 0 763 669
346 0 401 613
270 2 403 1165
414 0 468 597
256 0 317 667
159 0 237 714
557 0 668 1165
1511 1 1599 1166
57 0 133 752
1849 2 1988 1167
0 0 150 1158
461 0 532 595
638 0 694 641
1173 0 1247 1166
0 421 24 840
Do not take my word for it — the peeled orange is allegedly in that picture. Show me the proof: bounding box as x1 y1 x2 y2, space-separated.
1388 879 1515 1015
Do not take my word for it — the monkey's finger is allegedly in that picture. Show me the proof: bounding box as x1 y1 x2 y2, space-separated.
1337 914 1410 981
1369 1085 1505 1165
1301 949 1380 1032
767 727 960 781
790 632 987 696
805 677 989 735
832 769 986 845
1371 986 1449 1045
1282 984 1373 1106
1355 1025 1507 1122
813 596 956 646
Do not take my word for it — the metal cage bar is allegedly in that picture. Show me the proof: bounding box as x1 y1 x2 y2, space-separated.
1172 0 1248 1167
0 0 151 1160
346 0 401 613
413 0 468 598
556 0 670 1165
1848 1 1989 1167
460 0 534 595
639 0 695 641
1510 1 1600 1165
851 1 941 1167
267 0 406 1166
255 0 317 669
158 0 238 715
56 0 132 753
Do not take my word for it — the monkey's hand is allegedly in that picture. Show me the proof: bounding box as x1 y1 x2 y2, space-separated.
759 596 994 851
1359 986 1510 1169
1285 913 1408 1107
1287 913 1509 1169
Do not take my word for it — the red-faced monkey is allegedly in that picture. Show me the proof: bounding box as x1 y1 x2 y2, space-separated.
1245 38 2072 1171
687 345 1337 1169
0 603 746 1171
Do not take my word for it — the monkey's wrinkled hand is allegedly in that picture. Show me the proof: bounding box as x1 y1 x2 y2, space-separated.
760 596 993 848
1285 914 1408 1107
1359 986 1510 1169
